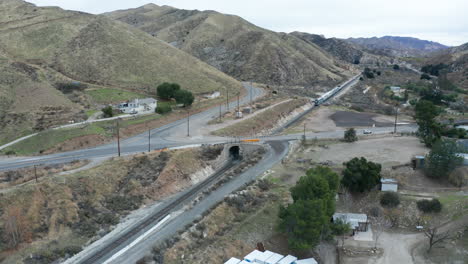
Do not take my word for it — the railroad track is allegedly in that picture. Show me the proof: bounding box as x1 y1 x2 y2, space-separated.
81 159 239 264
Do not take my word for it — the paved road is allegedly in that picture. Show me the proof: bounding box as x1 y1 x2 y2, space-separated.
0 82 263 172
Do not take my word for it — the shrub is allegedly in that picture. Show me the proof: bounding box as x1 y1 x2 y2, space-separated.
4 150 16 156
380 192 400 208
101 106 114 118
393 64 400 70
417 199 442 213
174 89 194 107
421 73 431 80
448 168 468 187
341 157 382 193
344 128 358 142
155 104 172 114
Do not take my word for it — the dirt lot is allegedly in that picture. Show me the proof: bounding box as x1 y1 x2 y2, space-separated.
287 106 413 134
304 136 427 168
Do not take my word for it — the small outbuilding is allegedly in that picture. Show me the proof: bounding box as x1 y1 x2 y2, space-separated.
381 178 398 192
333 213 369 233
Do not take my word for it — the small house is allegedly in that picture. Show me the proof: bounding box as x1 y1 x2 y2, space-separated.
412 155 425 169
118 98 157 114
333 213 369 234
381 178 398 192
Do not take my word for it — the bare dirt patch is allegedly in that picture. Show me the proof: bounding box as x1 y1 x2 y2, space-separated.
306 136 427 168
331 111 394 127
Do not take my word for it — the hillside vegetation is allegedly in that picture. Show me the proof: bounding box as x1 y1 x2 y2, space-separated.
105 4 352 87
0 0 241 144
291 32 395 66
346 36 448 57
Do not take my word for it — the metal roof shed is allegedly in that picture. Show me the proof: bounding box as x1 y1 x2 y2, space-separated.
256 250 275 264
277 255 298 264
244 250 265 263
296 258 318 264
381 178 398 192
224 257 242 264
265 252 284 264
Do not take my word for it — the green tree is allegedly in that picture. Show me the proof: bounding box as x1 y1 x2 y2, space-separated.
380 192 400 208
341 157 382 192
344 128 358 142
415 100 442 147
393 64 400 70
156 82 180 100
174 89 194 107
291 166 338 216
331 218 351 247
278 199 329 249
101 106 114 118
425 139 463 179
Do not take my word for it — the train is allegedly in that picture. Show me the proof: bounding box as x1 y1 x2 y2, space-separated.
314 75 360 106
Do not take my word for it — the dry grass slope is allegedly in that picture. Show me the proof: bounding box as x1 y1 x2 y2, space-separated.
105 4 352 87
0 0 242 144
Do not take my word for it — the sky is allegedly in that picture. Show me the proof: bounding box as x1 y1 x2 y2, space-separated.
27 0 468 46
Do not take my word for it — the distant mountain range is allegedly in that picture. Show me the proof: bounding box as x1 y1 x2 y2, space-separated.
346 36 449 57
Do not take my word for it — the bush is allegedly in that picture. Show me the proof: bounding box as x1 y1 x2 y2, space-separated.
4 150 16 156
344 128 358 142
448 168 468 187
157 82 180 100
417 199 442 213
341 157 382 193
421 73 431 80
380 192 400 208
101 106 114 118
174 89 194 107
155 104 172 114
393 64 400 70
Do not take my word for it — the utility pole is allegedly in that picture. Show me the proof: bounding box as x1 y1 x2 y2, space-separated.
34 165 38 183
219 103 222 122
226 89 229 111
250 82 253 106
187 109 190 137
147 123 151 152
116 118 121 157
394 106 399 134
303 123 306 138
237 93 240 112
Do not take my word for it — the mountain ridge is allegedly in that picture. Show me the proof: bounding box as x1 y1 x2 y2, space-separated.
104 4 353 88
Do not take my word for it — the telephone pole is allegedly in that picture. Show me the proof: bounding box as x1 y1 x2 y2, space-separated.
250 82 253 106
237 93 240 112
147 123 151 152
226 90 229 111
34 165 38 183
219 103 222 122
187 109 190 137
116 119 121 157
394 106 399 134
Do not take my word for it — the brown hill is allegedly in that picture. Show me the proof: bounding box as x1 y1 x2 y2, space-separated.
291 32 395 66
0 0 242 144
346 36 449 57
105 4 353 87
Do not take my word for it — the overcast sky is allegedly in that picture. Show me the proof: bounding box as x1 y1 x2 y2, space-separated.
28 0 468 46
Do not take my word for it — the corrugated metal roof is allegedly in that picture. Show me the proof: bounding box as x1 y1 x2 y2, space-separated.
333 213 367 229
224 257 241 264
381 183 398 192
277 255 298 264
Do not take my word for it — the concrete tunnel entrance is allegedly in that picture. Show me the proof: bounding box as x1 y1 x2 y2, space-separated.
229 146 241 160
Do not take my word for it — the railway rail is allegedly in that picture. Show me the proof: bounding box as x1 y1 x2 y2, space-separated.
81 159 239 264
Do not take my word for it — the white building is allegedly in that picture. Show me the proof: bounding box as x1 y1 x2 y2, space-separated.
333 213 369 233
225 250 314 264
381 178 398 192
118 98 157 114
